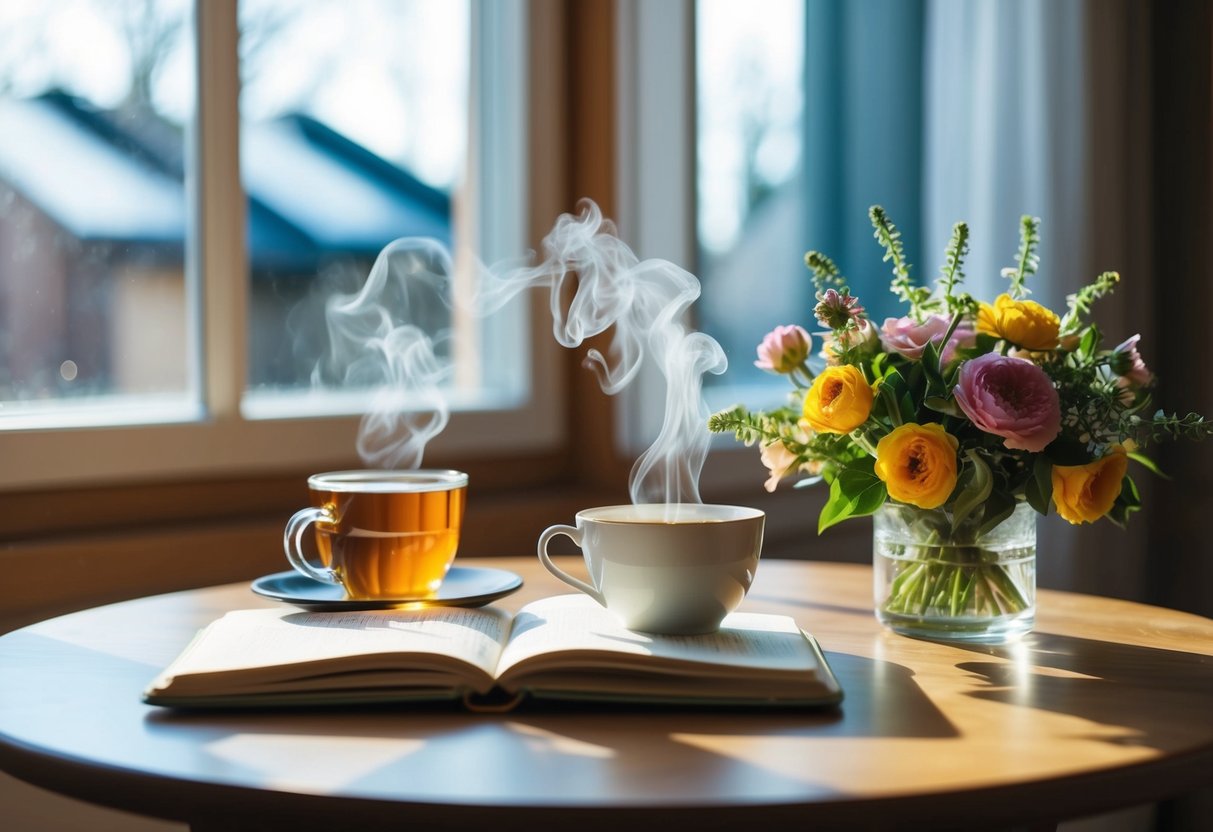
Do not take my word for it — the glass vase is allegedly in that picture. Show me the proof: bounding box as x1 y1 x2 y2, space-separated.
873 501 1036 642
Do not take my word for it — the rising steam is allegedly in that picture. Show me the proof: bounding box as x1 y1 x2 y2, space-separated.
316 238 454 470
319 200 727 505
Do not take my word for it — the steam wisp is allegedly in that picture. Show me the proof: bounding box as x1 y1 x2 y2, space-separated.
317 239 453 470
320 200 727 505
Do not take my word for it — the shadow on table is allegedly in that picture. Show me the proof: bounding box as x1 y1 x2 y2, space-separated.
947 631 1213 751
141 650 951 810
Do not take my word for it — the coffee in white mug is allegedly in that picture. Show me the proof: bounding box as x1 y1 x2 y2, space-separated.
537 503 765 634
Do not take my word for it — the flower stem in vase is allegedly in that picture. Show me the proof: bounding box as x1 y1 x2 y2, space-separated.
873 502 1036 642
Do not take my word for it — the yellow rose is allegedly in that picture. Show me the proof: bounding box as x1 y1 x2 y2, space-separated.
977 293 1061 351
1051 449 1128 524
874 423 959 510
801 365 873 434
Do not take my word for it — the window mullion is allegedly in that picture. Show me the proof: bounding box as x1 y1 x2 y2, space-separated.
614 0 695 454
193 0 247 421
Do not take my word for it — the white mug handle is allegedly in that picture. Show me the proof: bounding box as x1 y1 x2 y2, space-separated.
537 523 606 607
283 506 341 586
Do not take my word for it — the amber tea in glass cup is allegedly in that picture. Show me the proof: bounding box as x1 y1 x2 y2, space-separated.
283 470 468 599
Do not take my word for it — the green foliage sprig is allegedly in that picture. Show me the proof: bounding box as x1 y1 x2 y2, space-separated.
804 251 845 294
870 205 931 319
936 222 969 307
708 405 790 446
1005 215 1041 298
1137 411 1213 444
1061 271 1120 334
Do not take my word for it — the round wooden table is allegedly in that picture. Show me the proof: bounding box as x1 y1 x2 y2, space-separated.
1 558 1211 831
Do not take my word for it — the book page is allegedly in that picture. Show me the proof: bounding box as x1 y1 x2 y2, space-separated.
495 594 821 681
152 606 511 692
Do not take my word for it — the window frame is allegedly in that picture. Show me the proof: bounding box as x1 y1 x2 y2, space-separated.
613 0 857 560
0 0 564 492
614 0 786 473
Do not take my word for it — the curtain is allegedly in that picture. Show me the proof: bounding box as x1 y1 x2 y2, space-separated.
805 0 1155 599
804 0 925 327
923 0 1087 314
924 0 1143 598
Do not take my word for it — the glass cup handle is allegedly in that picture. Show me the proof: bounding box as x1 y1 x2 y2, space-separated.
537 524 606 607
283 506 340 585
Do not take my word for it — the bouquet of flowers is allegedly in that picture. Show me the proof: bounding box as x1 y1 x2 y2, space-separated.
708 207 1211 635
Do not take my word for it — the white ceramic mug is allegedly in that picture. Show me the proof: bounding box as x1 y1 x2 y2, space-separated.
537 503 765 634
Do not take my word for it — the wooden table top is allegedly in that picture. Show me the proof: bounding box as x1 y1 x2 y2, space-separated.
1 557 1212 832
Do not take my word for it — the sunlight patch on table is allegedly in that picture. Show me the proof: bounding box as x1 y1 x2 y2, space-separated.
505 722 616 759
670 734 1157 795
205 734 424 792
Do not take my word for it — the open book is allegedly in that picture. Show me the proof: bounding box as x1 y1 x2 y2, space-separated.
144 594 843 710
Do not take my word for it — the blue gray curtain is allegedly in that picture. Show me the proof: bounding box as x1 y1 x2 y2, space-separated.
804 0 1152 601
804 0 924 326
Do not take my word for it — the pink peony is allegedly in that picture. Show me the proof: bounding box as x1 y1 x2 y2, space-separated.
880 315 974 363
755 325 811 374
953 353 1061 452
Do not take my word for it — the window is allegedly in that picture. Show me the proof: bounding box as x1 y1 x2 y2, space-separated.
620 0 1101 507
237 0 469 398
0 0 555 489
695 0 805 395
0 0 196 418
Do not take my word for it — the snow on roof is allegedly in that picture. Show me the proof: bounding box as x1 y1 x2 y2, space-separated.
0 97 184 243
0 94 452 267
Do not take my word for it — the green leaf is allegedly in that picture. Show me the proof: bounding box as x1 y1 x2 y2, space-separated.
1127 451 1170 480
1107 475 1142 528
973 333 1000 353
879 369 910 411
951 451 993 531
878 383 903 427
921 339 945 395
818 457 888 534
1024 455 1054 516
1078 325 1101 359
870 351 890 378
924 395 961 417
977 492 1018 536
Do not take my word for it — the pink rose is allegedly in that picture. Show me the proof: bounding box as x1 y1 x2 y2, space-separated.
880 315 972 363
953 353 1061 453
755 325 811 374
758 426 820 492
759 440 800 493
